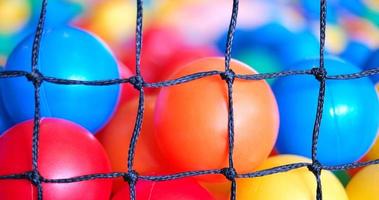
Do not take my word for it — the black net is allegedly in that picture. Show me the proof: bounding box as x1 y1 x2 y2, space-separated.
0 0 379 200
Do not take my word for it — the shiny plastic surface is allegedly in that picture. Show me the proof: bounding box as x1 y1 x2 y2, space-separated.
1 26 120 133
112 178 214 200
154 57 279 179
273 57 379 165
0 118 112 200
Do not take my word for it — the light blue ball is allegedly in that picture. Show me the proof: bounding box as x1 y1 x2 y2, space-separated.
1 26 120 133
273 57 379 165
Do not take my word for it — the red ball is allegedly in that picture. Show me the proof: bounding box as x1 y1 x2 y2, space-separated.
112 178 215 200
0 118 112 199
117 63 138 104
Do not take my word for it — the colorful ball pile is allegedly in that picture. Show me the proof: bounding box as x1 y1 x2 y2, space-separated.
0 0 378 199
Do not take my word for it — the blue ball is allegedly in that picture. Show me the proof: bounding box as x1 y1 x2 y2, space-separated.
1 26 120 133
278 30 320 67
0 97 12 135
363 49 379 84
216 22 292 56
0 69 13 135
248 22 292 47
340 40 371 67
300 0 339 23
273 57 379 165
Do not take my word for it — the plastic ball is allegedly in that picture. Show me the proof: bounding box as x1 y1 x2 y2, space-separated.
235 48 281 84
216 23 292 52
0 87 11 135
121 26 218 85
30 0 82 27
236 155 348 200
1 26 120 133
112 178 214 200
273 57 379 165
0 0 30 35
346 164 379 200
247 22 293 47
0 67 12 134
0 0 80 59
217 23 291 70
200 179 231 200
117 64 138 104
366 134 379 160
0 118 112 199
340 0 367 15
96 94 168 192
346 157 368 177
154 57 279 179
365 84 379 160
325 25 348 55
363 48 379 84
299 0 338 23
80 0 136 46
340 40 372 67
332 170 351 187
278 30 320 67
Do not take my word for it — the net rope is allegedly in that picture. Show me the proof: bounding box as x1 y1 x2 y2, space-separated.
0 0 379 199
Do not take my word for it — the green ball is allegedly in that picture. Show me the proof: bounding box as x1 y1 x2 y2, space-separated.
333 170 351 187
235 48 282 84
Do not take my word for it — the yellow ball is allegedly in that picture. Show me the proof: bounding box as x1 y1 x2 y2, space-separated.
346 164 379 200
236 155 348 200
326 25 348 55
366 135 379 160
0 0 30 34
85 0 136 45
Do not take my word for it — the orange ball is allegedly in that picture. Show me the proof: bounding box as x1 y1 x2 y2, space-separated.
96 94 168 192
154 57 279 179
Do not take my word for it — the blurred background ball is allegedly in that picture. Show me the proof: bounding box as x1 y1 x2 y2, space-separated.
273 57 379 165
121 25 219 86
1 26 120 133
30 0 82 27
363 48 379 84
0 118 112 199
278 29 320 67
340 40 372 67
0 0 31 35
78 0 135 46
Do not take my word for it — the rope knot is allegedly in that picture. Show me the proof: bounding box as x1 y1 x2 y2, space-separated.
123 170 139 184
26 171 41 186
311 67 327 81
307 160 322 175
130 75 144 90
221 69 236 84
222 167 237 181
26 70 44 86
